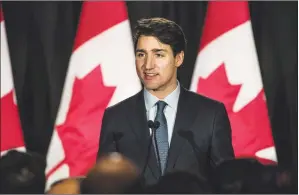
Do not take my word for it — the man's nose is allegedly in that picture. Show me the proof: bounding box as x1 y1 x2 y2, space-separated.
144 56 154 70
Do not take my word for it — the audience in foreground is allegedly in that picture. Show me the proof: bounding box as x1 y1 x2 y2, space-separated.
0 150 295 194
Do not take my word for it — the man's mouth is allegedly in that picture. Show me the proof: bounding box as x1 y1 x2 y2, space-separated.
144 72 158 79
144 72 158 76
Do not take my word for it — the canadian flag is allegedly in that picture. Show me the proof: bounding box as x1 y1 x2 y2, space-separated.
190 2 277 164
45 1 141 188
0 7 26 155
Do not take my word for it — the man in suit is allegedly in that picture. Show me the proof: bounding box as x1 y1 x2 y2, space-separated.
97 17 235 186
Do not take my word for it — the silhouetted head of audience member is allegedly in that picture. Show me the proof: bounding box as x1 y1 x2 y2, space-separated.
213 158 296 193
212 158 265 193
245 164 295 193
47 177 84 194
0 150 47 193
275 169 294 193
150 171 212 194
245 164 280 193
254 166 294 193
80 152 143 194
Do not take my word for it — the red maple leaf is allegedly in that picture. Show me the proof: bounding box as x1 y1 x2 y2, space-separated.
55 65 115 176
197 63 241 114
1 91 25 151
197 63 275 164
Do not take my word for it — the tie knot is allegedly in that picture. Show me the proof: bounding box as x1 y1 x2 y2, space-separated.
156 101 167 113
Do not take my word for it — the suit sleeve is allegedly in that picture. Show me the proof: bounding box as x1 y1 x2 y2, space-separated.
210 103 235 167
97 108 117 159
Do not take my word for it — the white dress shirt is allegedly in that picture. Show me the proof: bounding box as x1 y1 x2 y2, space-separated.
144 82 181 145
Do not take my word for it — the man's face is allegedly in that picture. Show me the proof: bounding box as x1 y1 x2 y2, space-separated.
135 35 184 94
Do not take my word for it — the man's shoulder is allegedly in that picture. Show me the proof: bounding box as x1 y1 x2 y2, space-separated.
105 90 142 114
184 88 223 108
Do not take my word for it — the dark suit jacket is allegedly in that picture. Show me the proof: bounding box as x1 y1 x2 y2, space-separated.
97 86 235 185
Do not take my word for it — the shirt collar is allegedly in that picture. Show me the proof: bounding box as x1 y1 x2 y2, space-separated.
144 81 181 111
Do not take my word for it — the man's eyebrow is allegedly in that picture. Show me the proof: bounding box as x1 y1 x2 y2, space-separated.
136 49 146 53
152 49 167 52
135 48 167 53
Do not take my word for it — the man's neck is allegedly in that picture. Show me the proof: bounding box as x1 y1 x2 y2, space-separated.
147 81 178 99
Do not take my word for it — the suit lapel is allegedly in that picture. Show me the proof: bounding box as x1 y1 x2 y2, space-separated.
127 91 160 179
166 87 199 172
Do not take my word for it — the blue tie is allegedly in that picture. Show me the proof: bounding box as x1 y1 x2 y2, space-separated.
154 100 169 175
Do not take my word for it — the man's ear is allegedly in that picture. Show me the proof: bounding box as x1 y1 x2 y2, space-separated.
175 51 184 68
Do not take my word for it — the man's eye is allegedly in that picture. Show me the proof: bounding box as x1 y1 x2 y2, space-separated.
137 53 144 57
156 53 164 57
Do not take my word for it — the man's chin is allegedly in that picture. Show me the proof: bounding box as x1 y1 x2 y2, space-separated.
143 84 159 91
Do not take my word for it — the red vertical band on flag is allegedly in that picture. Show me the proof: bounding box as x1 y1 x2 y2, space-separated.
1 6 26 154
0 9 3 22
74 1 128 50
200 2 249 51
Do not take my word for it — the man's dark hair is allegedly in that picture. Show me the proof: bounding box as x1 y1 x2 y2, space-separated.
133 17 187 57
0 150 47 193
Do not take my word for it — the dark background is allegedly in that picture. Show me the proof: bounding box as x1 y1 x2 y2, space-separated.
1 1 297 179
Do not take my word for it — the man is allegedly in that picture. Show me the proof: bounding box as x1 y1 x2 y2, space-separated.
97 17 234 185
